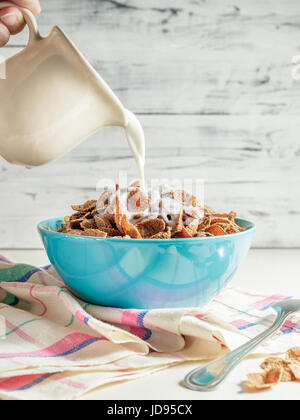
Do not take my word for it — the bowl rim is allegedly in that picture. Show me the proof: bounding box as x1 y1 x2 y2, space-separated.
38 217 256 244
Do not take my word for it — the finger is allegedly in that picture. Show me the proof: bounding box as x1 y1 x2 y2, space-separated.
0 7 25 35
0 21 10 46
7 0 41 15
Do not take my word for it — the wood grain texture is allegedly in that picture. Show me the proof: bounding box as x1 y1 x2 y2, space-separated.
0 115 299 248
3 0 300 115
0 0 299 248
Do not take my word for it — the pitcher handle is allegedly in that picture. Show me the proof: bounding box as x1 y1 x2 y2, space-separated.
0 1 41 44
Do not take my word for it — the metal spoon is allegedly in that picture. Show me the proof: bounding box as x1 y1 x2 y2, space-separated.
184 299 300 391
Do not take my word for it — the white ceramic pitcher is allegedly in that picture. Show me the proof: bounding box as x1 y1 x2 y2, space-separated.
0 2 129 167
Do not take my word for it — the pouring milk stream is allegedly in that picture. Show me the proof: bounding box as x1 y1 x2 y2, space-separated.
0 2 146 185
124 109 146 185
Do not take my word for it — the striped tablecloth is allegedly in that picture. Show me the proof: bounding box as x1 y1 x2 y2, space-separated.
0 254 299 400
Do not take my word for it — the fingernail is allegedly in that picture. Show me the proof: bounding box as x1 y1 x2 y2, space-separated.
0 13 21 27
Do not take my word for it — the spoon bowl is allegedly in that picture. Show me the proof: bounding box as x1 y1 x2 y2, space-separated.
185 299 300 391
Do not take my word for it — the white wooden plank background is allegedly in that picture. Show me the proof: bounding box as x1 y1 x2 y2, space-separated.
0 0 300 248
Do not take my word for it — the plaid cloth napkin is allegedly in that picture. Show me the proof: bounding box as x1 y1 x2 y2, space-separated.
0 254 299 400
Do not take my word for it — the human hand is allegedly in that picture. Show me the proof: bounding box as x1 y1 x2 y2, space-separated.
0 0 41 46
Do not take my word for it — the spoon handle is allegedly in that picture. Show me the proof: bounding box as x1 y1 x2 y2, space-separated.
185 310 289 391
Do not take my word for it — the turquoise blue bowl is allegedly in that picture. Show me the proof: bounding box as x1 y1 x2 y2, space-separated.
38 217 255 309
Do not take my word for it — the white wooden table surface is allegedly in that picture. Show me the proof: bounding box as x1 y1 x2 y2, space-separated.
1 248 299 400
